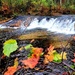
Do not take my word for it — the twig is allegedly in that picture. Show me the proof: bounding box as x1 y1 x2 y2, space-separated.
62 62 75 71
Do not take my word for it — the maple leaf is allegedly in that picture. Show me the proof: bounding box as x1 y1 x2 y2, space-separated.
60 52 67 60
21 55 39 69
32 48 43 56
44 58 49 64
4 66 17 75
44 45 55 64
4 58 19 75
21 47 43 69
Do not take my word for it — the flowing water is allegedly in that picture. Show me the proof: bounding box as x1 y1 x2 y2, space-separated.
0 15 75 34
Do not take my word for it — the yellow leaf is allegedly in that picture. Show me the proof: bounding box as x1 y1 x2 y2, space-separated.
14 58 18 67
60 52 67 60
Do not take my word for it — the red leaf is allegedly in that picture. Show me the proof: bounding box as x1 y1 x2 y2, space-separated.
32 48 43 56
4 66 17 75
22 56 39 69
62 72 70 75
72 59 75 63
21 47 43 69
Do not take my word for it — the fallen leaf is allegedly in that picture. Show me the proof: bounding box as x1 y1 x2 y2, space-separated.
21 56 39 69
72 59 75 63
53 53 61 63
21 47 43 69
62 72 70 75
32 48 43 56
44 58 49 64
3 39 18 57
60 52 67 60
44 45 55 64
48 45 54 51
4 58 19 75
4 66 17 75
45 54 54 62
24 44 33 50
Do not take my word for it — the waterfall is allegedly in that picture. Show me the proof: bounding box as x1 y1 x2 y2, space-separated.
27 17 75 34
0 15 75 34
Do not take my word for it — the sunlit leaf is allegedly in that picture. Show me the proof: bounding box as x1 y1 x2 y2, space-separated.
3 39 18 57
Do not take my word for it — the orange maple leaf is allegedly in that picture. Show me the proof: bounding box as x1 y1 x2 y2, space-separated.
32 48 43 56
4 66 17 75
45 54 54 62
21 48 43 69
21 56 39 69
44 45 55 64
4 58 19 75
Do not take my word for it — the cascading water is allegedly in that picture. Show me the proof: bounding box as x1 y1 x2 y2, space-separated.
0 15 75 34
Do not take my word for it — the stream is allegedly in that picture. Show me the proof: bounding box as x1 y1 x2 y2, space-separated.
0 15 75 34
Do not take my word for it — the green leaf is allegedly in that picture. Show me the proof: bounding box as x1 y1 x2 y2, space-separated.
3 39 18 57
24 44 33 50
53 52 62 63
70 65 75 69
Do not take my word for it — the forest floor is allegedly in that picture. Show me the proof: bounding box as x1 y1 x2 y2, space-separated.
0 39 75 75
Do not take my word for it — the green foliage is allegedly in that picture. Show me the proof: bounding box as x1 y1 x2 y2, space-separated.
53 52 62 63
69 5 75 9
24 44 33 50
3 39 18 57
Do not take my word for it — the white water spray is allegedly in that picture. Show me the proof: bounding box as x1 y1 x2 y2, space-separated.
27 17 75 34
0 16 75 34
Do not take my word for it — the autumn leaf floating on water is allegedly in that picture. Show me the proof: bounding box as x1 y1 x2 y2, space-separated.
44 45 67 64
4 58 19 75
21 44 43 69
